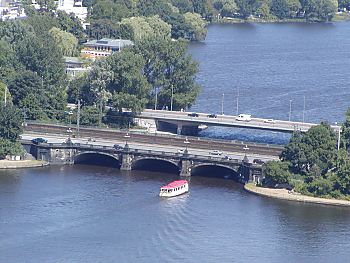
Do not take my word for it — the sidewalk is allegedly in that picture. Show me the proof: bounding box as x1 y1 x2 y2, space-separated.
0 160 49 169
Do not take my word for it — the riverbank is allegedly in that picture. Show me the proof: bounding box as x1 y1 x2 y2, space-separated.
0 160 49 169
215 13 350 24
244 183 350 207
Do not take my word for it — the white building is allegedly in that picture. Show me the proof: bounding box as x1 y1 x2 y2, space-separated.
57 0 87 22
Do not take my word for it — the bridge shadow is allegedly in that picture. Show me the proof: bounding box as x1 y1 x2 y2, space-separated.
191 165 239 181
74 153 120 168
132 159 179 175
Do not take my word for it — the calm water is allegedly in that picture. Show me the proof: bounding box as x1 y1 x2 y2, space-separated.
1 166 350 263
189 23 350 144
2 23 350 262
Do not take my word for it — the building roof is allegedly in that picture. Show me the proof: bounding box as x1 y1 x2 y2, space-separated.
64 56 89 65
161 180 188 189
83 38 134 49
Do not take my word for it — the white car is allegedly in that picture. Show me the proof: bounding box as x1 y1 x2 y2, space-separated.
264 119 276 124
209 150 223 155
177 149 185 154
243 145 249 150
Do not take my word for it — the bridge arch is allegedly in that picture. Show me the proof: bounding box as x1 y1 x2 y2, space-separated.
74 151 120 168
132 157 180 174
191 163 239 179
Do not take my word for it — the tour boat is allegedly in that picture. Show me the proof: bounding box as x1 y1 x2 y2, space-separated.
159 180 189 197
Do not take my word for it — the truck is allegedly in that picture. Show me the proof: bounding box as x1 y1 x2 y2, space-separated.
236 114 252 122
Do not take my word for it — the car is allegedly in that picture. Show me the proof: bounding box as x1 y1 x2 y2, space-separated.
224 155 232 160
209 150 223 155
243 145 249 150
177 149 185 154
32 137 48 144
188 112 199 117
207 114 217 118
264 119 276 124
253 159 265 165
114 144 123 150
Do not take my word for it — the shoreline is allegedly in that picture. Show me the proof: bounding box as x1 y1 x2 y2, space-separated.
244 183 350 207
0 160 49 169
212 15 350 25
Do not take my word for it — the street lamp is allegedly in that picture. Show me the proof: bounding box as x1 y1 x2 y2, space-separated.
221 93 225 115
124 132 130 150
184 137 190 154
170 85 174 111
288 99 293 122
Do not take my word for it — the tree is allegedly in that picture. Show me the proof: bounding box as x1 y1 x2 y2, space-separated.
235 0 258 18
0 139 24 159
264 161 291 186
342 107 350 150
271 0 301 19
49 27 78 56
183 12 207 41
338 0 350 10
108 50 150 113
303 0 338 21
0 103 23 141
281 123 337 175
80 106 101 126
0 40 16 80
135 37 200 110
90 0 132 21
88 59 113 125
171 0 193 13
120 16 171 41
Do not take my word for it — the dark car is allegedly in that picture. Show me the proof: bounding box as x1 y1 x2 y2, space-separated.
253 159 265 165
32 138 48 144
114 144 123 150
207 114 217 118
188 113 199 117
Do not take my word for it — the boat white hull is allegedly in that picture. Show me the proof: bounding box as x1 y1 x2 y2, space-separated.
159 185 189 197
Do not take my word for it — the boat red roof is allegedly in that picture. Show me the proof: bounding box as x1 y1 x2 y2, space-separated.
161 180 188 189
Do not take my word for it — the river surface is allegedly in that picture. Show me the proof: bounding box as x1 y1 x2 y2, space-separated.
1 166 350 263
189 23 350 144
2 23 350 262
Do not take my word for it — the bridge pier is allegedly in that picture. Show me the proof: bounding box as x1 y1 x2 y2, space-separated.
180 159 191 176
120 153 132 171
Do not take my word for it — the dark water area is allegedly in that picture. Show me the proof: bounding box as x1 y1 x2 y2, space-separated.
1 165 350 263
2 24 350 262
188 23 350 144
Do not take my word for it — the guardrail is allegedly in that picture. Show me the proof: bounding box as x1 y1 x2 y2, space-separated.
22 140 242 163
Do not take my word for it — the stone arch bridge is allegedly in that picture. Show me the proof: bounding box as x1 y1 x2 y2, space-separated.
23 141 265 183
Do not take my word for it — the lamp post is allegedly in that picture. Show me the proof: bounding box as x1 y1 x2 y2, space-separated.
302 96 306 123
236 87 239 116
4 85 7 106
221 93 225 115
288 99 292 121
184 137 190 155
124 132 130 150
170 85 174 111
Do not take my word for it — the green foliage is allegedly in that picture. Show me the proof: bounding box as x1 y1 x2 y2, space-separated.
135 37 200 110
0 103 23 141
0 139 24 159
271 0 301 19
183 12 208 41
49 27 79 56
80 106 101 126
281 123 337 175
264 161 291 186
120 15 171 41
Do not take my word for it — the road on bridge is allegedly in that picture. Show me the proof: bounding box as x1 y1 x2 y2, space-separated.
139 109 341 133
23 123 282 162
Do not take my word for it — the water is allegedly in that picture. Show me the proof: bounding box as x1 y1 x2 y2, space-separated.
188 23 350 144
2 23 350 262
1 166 350 262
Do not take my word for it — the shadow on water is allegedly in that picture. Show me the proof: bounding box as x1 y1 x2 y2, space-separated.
132 159 179 174
191 164 238 180
74 153 120 168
